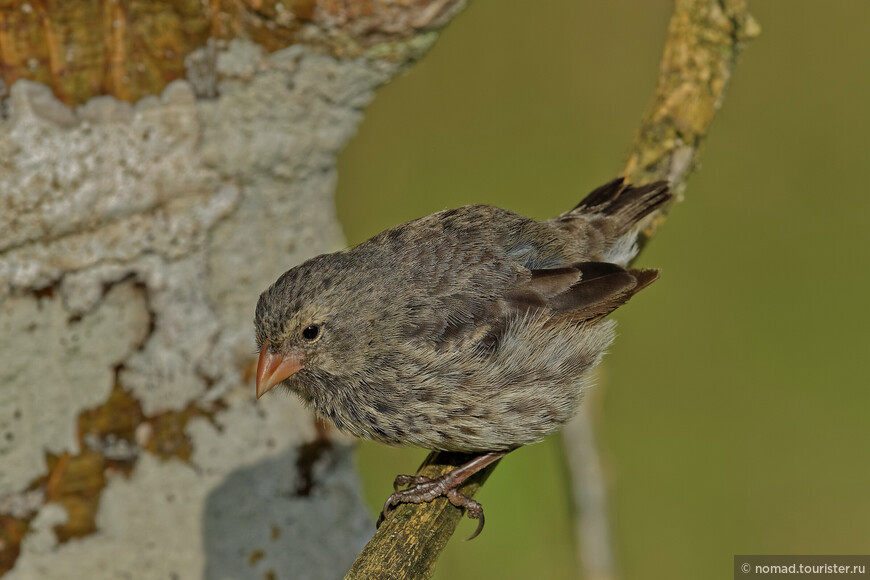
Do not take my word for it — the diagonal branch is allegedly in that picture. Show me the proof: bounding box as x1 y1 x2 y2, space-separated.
624 0 760 240
345 2 759 579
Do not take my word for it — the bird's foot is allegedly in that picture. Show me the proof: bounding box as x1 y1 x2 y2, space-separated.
392 474 432 492
380 472 486 540
376 450 508 540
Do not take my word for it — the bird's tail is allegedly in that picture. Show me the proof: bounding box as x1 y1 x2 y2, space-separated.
551 177 672 267
565 177 671 237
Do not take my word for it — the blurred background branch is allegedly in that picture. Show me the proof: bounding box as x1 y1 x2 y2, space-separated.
347 1 758 578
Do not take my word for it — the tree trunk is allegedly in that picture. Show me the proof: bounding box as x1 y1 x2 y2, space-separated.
0 2 467 578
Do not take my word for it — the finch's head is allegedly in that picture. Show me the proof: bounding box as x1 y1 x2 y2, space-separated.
253 253 374 399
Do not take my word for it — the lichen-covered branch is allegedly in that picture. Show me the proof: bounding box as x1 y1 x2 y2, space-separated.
624 0 760 240
346 1 758 578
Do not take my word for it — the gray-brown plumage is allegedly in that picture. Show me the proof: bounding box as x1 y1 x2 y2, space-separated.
254 178 671 536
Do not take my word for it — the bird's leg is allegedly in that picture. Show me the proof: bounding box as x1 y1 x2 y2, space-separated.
378 450 509 540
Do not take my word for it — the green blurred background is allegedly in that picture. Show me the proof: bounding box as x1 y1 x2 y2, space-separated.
335 1 870 579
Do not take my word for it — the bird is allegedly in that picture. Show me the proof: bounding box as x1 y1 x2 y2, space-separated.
254 177 671 539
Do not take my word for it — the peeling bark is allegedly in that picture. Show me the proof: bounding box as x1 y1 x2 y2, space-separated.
0 0 465 106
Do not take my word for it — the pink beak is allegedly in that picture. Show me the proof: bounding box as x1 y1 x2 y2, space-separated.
256 341 303 399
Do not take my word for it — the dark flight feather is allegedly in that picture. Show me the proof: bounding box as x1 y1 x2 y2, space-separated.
568 177 671 236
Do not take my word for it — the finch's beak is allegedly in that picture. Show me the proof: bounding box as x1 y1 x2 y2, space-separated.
256 341 303 399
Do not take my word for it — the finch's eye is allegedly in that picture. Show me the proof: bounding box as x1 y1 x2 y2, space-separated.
302 325 320 341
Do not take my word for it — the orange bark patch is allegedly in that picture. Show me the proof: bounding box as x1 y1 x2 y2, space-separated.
0 515 30 576
143 402 204 462
0 1 209 105
0 0 463 105
44 450 106 542
4 380 213 562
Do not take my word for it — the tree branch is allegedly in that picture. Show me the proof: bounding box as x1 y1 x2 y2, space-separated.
563 402 617 580
346 1 759 578
624 0 760 238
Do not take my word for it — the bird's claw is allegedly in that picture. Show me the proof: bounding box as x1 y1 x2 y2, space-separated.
446 488 485 540
377 473 487 540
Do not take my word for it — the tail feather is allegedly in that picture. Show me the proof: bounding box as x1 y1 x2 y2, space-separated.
568 178 672 236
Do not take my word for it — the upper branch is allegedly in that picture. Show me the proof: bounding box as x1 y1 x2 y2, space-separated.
624 0 760 243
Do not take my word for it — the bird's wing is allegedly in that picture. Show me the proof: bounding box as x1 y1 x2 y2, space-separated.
401 261 656 351
523 262 658 324
398 266 514 350
391 203 659 349
503 262 657 326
